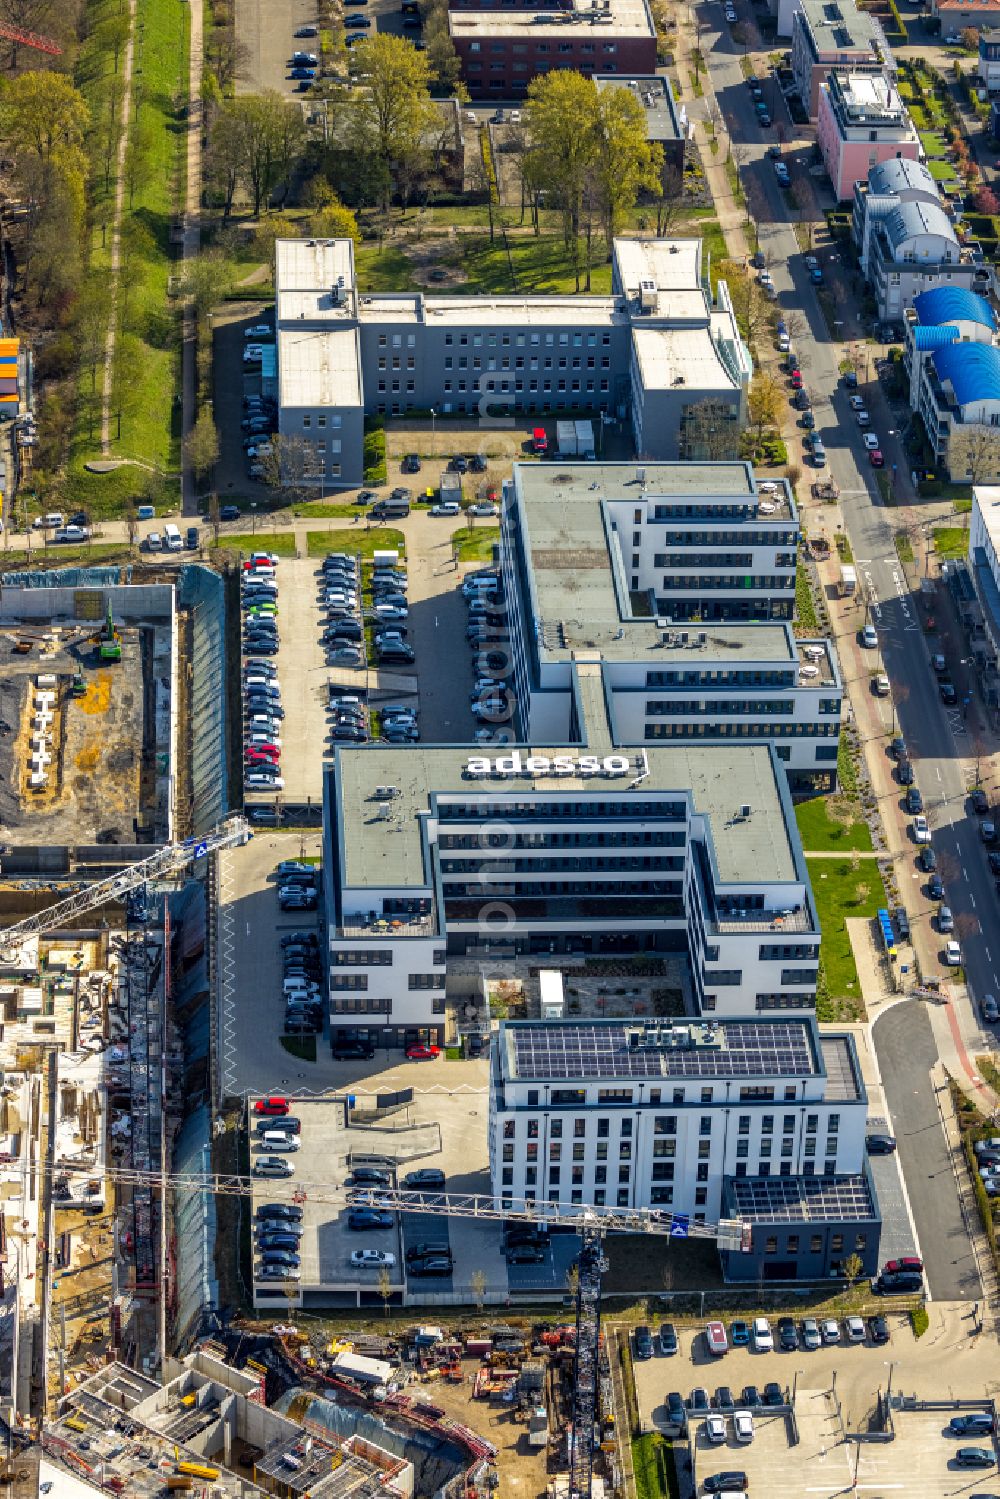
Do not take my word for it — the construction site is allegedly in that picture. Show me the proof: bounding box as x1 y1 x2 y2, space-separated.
0 581 177 848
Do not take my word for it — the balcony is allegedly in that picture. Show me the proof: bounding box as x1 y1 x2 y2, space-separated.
340 912 435 939
712 906 813 935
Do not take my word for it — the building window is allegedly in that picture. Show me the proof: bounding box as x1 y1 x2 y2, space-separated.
810 1235 822 1253
765 1236 778 1254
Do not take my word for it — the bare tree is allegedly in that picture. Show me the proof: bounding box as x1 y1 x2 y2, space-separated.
679 400 741 461
948 424 1000 486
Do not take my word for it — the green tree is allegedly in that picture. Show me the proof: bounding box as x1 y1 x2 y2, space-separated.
76 274 113 397
207 92 306 219
0 71 89 165
425 23 464 97
184 405 220 488
179 252 235 317
747 371 783 445
344 34 436 212
109 332 146 444
311 197 361 245
524 71 598 288
592 84 663 251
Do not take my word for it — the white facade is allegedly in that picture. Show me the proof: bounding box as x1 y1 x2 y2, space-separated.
489 1018 868 1224
501 462 842 789
902 290 1000 475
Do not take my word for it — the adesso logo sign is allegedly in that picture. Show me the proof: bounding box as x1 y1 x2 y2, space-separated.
466 751 632 777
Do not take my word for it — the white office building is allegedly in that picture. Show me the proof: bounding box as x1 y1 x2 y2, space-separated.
273 237 751 488
322 663 822 1048
489 1015 881 1282
502 461 842 790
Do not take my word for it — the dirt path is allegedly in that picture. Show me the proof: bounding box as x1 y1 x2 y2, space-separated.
180 0 204 516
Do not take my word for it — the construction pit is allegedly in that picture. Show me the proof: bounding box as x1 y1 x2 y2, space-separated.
0 583 178 848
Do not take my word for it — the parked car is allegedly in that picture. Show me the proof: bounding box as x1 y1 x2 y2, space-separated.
350 1248 396 1267
733 1411 754 1443
800 1318 821 1350
866 1133 897 1154
751 1317 773 1353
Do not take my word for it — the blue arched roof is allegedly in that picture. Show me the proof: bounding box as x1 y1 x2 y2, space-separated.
932 342 1000 408
914 287 997 330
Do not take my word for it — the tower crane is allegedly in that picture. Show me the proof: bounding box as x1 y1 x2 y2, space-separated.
0 23 62 58
0 815 250 951
25 1151 747 1499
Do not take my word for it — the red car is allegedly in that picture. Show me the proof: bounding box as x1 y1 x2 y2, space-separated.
869 449 884 468
405 1044 441 1061
531 427 548 454
246 747 279 763
883 1255 923 1275
253 1095 289 1116
790 371 803 390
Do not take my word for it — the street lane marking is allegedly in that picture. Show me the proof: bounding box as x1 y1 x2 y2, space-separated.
936 767 942 780
970 892 976 907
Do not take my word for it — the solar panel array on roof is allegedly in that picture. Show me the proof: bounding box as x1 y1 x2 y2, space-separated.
729 1174 875 1223
509 1021 814 1081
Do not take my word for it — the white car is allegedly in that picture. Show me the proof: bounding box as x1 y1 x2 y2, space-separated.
350 1248 396 1268
848 394 865 411
468 502 499 518
804 255 819 270
430 501 461 516
912 815 931 843
861 623 878 648
751 1316 773 1352
777 333 790 351
704 1413 726 1444
856 409 871 427
733 1411 754 1444
863 433 880 451
54 525 89 543
244 324 272 339
246 772 284 789
844 1315 866 1343
821 1319 840 1344
945 939 962 966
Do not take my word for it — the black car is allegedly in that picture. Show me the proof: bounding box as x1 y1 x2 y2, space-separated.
346 1168 390 1187
897 759 914 786
221 505 241 521
401 454 421 473
741 1385 762 1409
763 1382 784 1407
633 1325 654 1360
905 786 923 814
348 1208 394 1230
874 1269 922 1293
928 872 944 899
449 455 468 473
919 845 937 873
256 1203 303 1221
402 1168 446 1190
507 1243 545 1263
703 1475 748 1495
409 1256 453 1276
185 526 200 549
777 1317 797 1351
688 1387 710 1413
940 681 958 705
470 454 487 472
868 1314 889 1344
888 736 906 760
406 1240 451 1262
712 1386 735 1412
666 1392 686 1426
866 1132 897 1154
257 1232 300 1252
281 931 317 948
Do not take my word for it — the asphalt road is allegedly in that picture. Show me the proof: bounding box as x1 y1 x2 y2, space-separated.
873 1002 981 1299
704 1 987 1295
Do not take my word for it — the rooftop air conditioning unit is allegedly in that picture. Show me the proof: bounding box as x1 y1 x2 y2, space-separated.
740 804 752 817
639 277 657 313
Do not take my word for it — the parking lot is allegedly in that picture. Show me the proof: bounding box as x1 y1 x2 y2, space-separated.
235 0 322 100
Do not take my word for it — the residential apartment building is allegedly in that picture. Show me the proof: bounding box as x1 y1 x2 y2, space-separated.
791 0 893 117
979 27 1000 91
274 237 751 488
934 0 1000 30
322 663 823 1048
816 71 919 202
501 461 843 789
488 1016 881 1282
446 0 657 99
903 286 1000 478
967 487 1000 701
852 158 991 323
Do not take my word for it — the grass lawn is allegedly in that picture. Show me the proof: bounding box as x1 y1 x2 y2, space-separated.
0 543 133 572
795 795 873 852
632 1433 678 1499
927 160 960 186
461 232 615 295
934 526 968 559
451 524 500 563
279 1034 317 1061
806 856 888 1022
918 129 948 155
69 0 188 515
291 502 361 519
216 531 297 556
306 527 406 560
355 244 418 293
895 531 914 565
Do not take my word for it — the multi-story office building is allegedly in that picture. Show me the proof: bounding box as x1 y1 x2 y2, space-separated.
446 0 657 100
322 661 822 1049
902 287 1000 479
274 237 751 488
594 75 687 181
852 158 991 324
500 461 842 788
488 1015 881 1281
816 71 919 203
791 0 892 116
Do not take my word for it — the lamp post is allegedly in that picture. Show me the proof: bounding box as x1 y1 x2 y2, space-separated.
430 407 437 444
